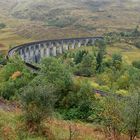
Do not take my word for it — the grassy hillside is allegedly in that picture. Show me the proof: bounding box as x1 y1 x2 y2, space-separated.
0 109 106 140
0 0 140 51
11 0 140 31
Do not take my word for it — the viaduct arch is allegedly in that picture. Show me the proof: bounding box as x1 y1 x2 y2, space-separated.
8 37 103 65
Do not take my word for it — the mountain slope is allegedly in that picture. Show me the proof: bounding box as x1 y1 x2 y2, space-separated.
10 0 140 30
0 0 140 49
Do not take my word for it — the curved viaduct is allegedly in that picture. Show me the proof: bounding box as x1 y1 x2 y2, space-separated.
8 37 103 64
7 36 115 97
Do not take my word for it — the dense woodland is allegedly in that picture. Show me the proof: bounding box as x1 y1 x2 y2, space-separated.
0 28 140 140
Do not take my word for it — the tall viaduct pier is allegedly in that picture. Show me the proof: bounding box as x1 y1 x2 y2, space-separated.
8 37 103 64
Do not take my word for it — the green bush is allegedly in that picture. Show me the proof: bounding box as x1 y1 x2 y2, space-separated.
128 66 140 87
47 17 76 28
95 40 106 73
135 41 140 49
0 23 6 29
40 57 72 91
116 89 128 96
132 60 140 69
74 50 88 64
99 85 110 92
0 56 33 100
21 84 56 131
33 57 73 109
0 53 3 61
112 53 122 70
74 54 96 77
100 95 124 139
0 53 5 65
59 82 97 121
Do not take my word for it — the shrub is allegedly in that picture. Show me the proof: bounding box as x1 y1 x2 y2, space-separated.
123 88 140 140
40 57 72 91
74 50 88 64
116 72 129 90
132 60 140 69
99 85 110 92
101 95 124 139
128 66 140 87
60 81 96 121
74 54 96 77
95 40 106 73
116 89 128 96
0 23 6 29
135 41 140 49
47 17 76 28
112 53 122 70
21 84 56 132
91 82 100 89
0 56 33 100
0 52 3 61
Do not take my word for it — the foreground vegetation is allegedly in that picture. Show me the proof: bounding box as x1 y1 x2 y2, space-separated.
0 29 140 140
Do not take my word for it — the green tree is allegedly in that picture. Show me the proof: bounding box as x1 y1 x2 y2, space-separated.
95 40 106 73
116 71 129 90
135 41 140 49
21 84 56 132
128 66 140 87
35 57 73 108
132 25 140 37
101 95 124 140
76 81 95 120
132 60 140 69
123 88 140 140
75 54 96 77
0 23 6 29
0 52 3 62
40 57 72 90
112 53 122 70
0 56 33 99
74 50 88 64
60 81 96 120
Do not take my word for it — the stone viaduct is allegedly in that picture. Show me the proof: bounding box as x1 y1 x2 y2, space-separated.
8 37 103 64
